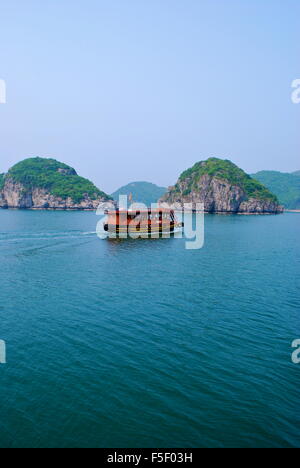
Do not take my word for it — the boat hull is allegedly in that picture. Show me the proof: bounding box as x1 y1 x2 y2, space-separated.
104 223 182 237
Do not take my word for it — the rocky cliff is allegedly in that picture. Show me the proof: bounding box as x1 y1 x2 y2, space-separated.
0 157 111 210
160 158 283 214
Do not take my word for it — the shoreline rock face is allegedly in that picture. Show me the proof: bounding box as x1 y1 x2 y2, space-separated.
160 159 283 214
0 177 107 210
0 157 111 211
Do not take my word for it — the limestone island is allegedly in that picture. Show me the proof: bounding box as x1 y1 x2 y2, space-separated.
160 158 283 214
0 157 112 210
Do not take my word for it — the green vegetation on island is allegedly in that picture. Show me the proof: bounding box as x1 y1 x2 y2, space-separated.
0 173 5 190
252 170 300 209
5 157 111 203
178 158 278 202
111 181 167 206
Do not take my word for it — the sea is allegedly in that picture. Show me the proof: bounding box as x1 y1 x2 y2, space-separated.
0 209 299 448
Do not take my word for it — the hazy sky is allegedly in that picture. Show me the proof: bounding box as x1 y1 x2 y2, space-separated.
0 0 299 193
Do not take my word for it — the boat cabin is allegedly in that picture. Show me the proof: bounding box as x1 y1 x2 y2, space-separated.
104 208 179 236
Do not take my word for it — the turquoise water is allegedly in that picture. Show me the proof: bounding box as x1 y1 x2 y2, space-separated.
0 210 299 448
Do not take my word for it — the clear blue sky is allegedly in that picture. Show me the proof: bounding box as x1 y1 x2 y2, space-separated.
0 0 299 193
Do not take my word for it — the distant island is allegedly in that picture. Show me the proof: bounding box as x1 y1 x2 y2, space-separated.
111 182 167 206
160 158 283 214
0 158 111 210
251 170 300 210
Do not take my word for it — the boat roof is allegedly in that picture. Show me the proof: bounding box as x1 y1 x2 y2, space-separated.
107 208 174 214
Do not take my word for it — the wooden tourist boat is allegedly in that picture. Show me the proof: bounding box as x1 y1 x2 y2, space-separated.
103 208 183 237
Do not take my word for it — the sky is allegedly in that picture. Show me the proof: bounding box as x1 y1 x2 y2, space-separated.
0 0 299 194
